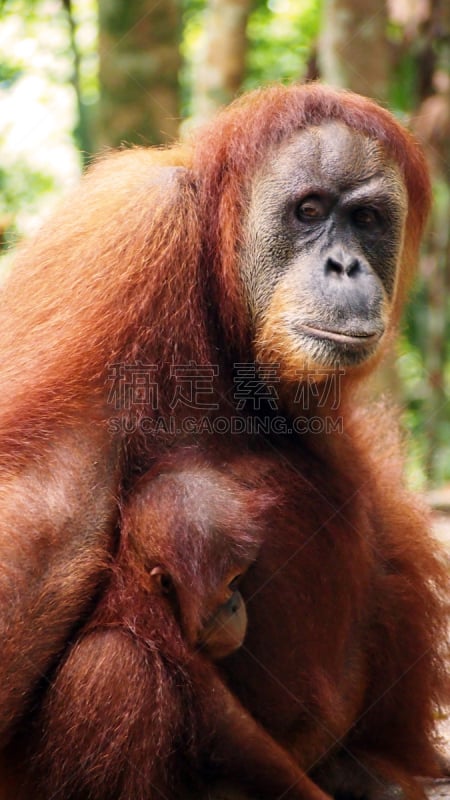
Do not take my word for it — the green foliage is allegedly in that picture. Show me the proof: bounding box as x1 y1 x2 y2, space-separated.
0 0 97 248
400 264 450 487
0 162 56 253
180 0 202 115
386 20 425 115
0 62 22 87
245 0 321 88
181 0 321 116
398 341 450 488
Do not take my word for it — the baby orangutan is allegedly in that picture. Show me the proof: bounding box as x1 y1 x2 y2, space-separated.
17 449 328 800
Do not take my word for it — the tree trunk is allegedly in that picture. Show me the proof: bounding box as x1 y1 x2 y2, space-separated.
319 0 390 101
97 0 181 148
190 0 252 126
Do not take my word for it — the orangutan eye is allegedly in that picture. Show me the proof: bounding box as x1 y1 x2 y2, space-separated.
352 206 380 228
228 574 243 592
296 195 328 222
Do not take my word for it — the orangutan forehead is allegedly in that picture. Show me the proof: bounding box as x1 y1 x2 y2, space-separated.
147 467 249 533
256 121 406 202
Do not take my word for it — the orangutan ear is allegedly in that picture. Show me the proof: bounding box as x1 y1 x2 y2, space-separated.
149 566 173 596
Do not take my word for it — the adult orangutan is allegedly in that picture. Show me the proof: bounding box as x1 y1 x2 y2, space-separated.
0 83 447 797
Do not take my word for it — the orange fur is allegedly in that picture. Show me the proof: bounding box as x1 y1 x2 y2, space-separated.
0 84 445 799
10 455 329 800
0 85 430 451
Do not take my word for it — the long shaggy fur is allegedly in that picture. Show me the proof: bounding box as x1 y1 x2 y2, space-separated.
0 83 445 799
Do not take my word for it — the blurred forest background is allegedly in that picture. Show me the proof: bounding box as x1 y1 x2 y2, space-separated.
0 0 449 488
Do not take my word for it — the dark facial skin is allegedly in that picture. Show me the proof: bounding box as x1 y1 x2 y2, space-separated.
241 122 407 374
199 585 248 660
150 563 249 661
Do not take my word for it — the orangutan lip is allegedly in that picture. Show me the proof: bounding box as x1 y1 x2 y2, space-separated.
297 324 383 347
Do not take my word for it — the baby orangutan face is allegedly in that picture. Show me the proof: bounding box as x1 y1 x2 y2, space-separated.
149 562 248 660
197 569 249 660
